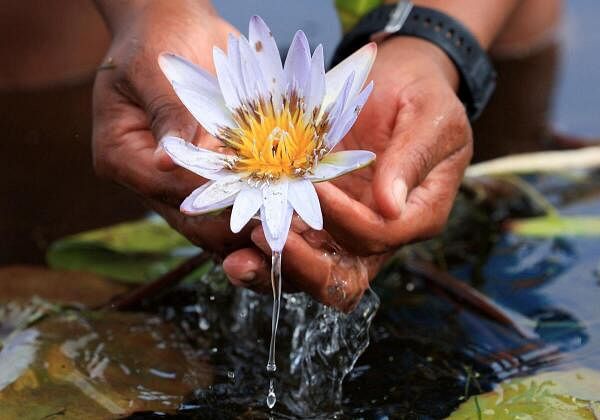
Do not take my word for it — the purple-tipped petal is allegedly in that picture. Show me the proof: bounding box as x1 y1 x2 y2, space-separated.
308 150 376 182
213 46 242 110
159 53 233 135
226 34 249 104
305 44 326 115
284 30 311 94
326 81 374 149
238 35 268 99
249 15 284 107
324 43 377 111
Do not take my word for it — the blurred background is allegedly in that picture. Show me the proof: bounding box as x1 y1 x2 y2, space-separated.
0 0 598 265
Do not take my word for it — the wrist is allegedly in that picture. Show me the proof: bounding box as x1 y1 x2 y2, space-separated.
380 36 460 92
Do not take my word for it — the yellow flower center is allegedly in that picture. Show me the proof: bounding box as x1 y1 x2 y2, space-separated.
219 94 329 180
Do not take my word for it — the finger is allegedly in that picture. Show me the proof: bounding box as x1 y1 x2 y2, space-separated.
251 227 369 311
315 141 471 254
372 99 470 219
223 247 302 294
315 182 388 254
223 248 271 294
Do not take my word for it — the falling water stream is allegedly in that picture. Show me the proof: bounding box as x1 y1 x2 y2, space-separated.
266 251 282 409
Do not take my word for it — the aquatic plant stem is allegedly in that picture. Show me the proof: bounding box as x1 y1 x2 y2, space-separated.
101 252 211 311
267 251 282 373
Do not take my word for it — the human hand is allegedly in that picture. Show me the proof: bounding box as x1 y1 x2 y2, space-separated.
92 0 251 254
223 37 473 311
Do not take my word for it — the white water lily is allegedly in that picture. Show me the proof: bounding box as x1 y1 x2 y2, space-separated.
159 16 376 252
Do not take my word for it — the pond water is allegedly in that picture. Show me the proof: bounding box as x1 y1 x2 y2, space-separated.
0 1 599 419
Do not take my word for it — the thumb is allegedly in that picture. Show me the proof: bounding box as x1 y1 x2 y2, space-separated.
373 130 439 219
135 55 201 170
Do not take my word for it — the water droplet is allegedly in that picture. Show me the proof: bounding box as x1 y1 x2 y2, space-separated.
198 318 209 330
227 370 235 380
266 379 276 409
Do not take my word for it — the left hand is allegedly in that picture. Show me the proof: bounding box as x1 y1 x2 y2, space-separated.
223 37 473 311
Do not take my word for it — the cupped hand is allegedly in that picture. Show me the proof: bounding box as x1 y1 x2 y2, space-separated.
92 1 250 254
224 37 473 311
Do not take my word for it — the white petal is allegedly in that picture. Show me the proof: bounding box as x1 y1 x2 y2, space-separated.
288 179 323 230
230 187 262 233
226 34 249 104
159 53 233 136
261 181 289 240
323 43 377 111
159 53 220 94
326 81 374 149
284 30 311 93
160 136 230 180
308 150 375 182
261 203 293 252
249 15 284 106
213 46 242 110
305 44 326 115
180 175 244 215
238 35 268 99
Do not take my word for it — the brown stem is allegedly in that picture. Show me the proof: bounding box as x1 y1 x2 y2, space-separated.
100 252 212 310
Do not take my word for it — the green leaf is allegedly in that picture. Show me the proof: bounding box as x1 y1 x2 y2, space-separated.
448 369 600 419
46 219 201 284
509 216 600 237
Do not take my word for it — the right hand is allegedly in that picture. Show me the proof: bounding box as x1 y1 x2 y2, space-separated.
92 1 252 255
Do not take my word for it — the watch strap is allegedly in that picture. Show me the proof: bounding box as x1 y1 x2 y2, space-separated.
332 4 497 121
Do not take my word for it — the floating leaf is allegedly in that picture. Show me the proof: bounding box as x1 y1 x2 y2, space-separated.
0 306 213 418
509 216 600 237
448 369 600 419
46 219 205 284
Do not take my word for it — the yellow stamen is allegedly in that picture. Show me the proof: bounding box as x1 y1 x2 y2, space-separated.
219 94 329 180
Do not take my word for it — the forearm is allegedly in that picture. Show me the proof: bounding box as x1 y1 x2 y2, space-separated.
92 0 215 34
410 0 521 48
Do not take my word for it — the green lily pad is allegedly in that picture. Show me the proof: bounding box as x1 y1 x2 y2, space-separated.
448 369 600 419
509 216 600 237
46 219 204 284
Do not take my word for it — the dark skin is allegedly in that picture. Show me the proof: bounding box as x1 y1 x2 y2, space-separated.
90 0 556 311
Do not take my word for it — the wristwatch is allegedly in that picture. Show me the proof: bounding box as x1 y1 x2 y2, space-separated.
331 1 497 121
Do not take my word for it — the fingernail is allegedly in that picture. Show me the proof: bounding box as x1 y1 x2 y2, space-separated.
392 178 408 214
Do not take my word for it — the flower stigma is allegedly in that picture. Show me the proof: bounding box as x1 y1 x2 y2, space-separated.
219 92 330 182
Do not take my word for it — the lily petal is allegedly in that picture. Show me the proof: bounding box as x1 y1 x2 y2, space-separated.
213 46 242 110
305 44 326 115
181 175 244 215
324 71 354 130
284 30 311 94
249 15 284 107
238 35 268 99
160 136 230 180
261 180 289 240
226 34 249 104
323 42 377 111
288 179 323 230
326 81 374 149
308 150 375 182
261 203 294 252
230 186 262 233
159 54 233 136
